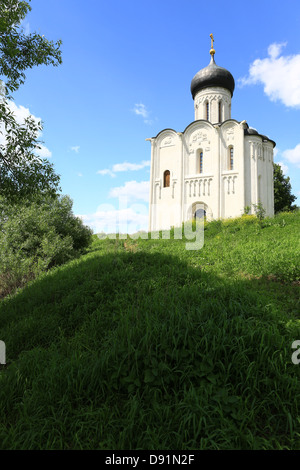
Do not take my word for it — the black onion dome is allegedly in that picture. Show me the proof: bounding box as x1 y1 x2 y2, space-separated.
191 55 235 99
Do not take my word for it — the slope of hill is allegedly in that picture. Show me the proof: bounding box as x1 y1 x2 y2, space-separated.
0 212 299 450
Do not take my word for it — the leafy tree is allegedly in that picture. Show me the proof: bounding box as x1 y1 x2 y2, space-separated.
0 0 62 202
0 101 60 202
273 163 297 213
0 0 62 96
0 194 93 296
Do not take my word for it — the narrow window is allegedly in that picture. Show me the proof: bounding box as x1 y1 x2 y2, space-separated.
218 101 222 122
229 147 234 170
164 170 170 187
206 102 209 121
197 150 203 173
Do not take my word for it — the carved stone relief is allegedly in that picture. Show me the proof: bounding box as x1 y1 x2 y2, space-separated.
160 135 174 147
189 130 211 153
226 128 234 142
195 94 230 107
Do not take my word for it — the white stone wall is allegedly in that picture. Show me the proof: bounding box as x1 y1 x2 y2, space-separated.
183 121 218 221
244 137 274 217
148 130 183 231
148 121 275 231
220 121 245 219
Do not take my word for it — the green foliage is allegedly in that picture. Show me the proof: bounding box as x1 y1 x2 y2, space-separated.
0 195 92 296
0 212 299 449
0 101 61 202
0 0 62 96
252 202 266 222
273 163 297 213
0 0 62 202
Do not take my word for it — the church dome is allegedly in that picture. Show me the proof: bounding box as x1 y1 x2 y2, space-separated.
191 55 235 99
245 127 259 135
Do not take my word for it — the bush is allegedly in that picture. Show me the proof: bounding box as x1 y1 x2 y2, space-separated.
0 195 93 296
252 202 266 222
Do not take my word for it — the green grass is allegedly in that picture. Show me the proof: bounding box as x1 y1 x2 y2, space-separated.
0 211 299 449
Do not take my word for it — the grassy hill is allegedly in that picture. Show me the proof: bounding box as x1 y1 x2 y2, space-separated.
0 211 299 450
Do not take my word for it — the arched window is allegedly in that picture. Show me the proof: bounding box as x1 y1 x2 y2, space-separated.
200 151 203 173
228 146 234 170
163 170 170 187
218 101 222 122
206 101 209 121
197 150 203 173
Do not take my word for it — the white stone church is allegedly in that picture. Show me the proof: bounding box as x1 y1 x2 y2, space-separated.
147 36 276 231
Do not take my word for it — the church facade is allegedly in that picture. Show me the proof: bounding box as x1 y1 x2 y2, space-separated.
147 36 276 231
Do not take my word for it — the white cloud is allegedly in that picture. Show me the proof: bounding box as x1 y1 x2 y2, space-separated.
133 103 148 118
282 143 300 167
98 160 150 177
0 101 52 158
8 101 41 128
109 180 150 203
277 161 289 174
239 42 300 107
78 172 83 177
268 42 287 60
78 204 149 234
97 169 116 178
132 103 153 124
112 160 150 172
35 144 52 158
71 146 80 153
0 80 5 97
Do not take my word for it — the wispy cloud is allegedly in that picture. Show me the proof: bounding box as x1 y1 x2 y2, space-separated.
97 169 116 178
133 103 148 118
109 180 150 203
112 160 150 172
239 42 300 107
132 103 153 124
97 160 150 177
71 146 80 153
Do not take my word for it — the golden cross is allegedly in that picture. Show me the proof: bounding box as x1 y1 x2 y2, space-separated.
209 33 215 56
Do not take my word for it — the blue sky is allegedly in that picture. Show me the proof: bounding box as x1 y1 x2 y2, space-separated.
9 0 300 232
